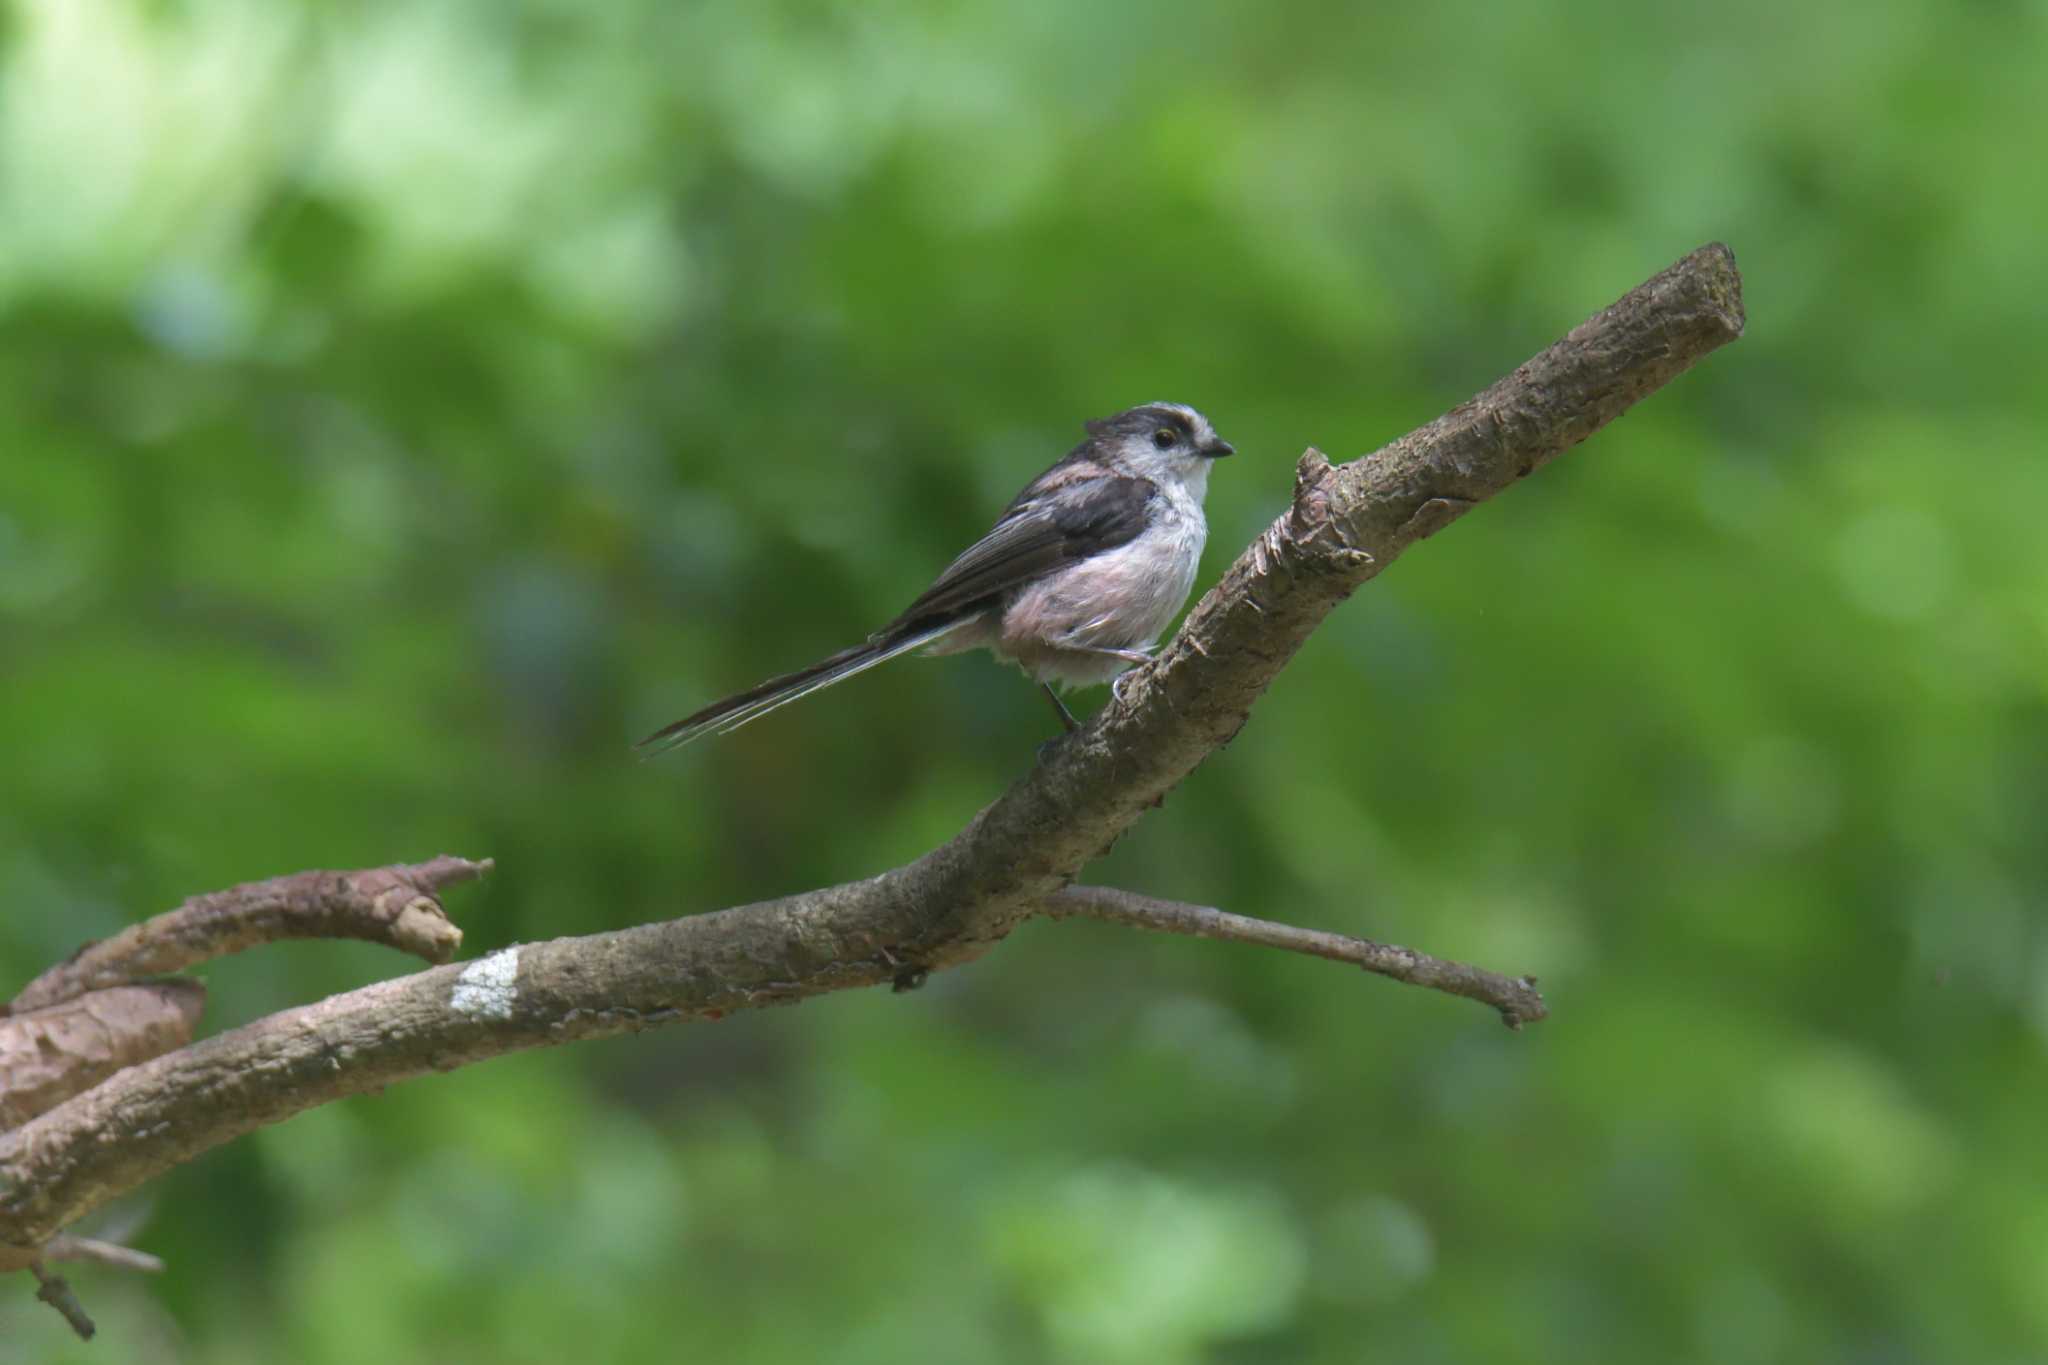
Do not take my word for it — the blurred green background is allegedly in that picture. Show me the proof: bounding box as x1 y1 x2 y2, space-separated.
3 0 2044 1360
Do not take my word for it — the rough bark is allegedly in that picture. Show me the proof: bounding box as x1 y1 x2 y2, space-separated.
0 983 206 1129
8 858 480 1016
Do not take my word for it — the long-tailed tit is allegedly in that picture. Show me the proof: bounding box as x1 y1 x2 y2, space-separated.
638 402 1233 753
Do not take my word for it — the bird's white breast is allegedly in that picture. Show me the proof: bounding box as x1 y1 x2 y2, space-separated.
995 484 1208 685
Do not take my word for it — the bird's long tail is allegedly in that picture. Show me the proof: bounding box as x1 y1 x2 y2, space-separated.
635 620 960 756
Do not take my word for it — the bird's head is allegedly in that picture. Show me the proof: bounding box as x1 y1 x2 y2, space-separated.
1084 402 1234 491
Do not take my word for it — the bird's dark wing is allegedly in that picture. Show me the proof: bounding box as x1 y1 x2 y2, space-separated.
879 471 1157 634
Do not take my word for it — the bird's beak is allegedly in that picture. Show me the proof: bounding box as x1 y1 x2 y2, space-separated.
1202 440 1235 458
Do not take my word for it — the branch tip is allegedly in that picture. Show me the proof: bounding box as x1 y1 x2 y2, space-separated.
30 1262 96 1340
406 855 496 892
1687 241 1745 336
1043 886 1548 1027
8 856 493 1014
44 1235 166 1274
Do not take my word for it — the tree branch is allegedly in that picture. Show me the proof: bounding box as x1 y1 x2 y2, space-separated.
0 983 207 1129
1043 887 1547 1028
30 1262 95 1340
0 244 1743 1259
7 857 486 1015
41 1235 165 1274
19 1235 165 1339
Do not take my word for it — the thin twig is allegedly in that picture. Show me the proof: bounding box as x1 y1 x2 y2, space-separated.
1043 886 1547 1029
30 1261 95 1340
8 857 491 1015
43 1236 166 1274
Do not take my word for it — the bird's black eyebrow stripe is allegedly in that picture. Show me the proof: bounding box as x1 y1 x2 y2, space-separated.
1086 406 1195 439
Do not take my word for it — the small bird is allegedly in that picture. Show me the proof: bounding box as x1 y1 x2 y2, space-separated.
638 402 1234 754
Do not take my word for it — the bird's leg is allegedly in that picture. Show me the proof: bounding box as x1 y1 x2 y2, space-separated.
1041 683 1079 733
1059 644 1156 665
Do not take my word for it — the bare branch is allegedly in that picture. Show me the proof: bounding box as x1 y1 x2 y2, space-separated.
1042 887 1547 1028
872 243 1745 974
17 1236 161 1338
8 857 489 1015
0 983 207 1129
0 245 1742 1257
41 1236 165 1274
30 1261 95 1340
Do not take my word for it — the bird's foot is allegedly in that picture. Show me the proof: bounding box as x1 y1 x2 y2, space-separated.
1059 644 1154 665
1041 682 1079 733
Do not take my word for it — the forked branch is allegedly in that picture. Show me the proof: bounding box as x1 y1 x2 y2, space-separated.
0 245 1743 1288
1044 887 1547 1028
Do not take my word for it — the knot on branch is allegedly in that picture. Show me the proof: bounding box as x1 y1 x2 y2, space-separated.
1286 447 1376 571
1244 448 1376 597
1289 446 1339 531
347 856 493 961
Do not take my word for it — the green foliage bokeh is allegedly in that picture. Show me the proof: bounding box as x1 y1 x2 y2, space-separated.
2 0 2044 1360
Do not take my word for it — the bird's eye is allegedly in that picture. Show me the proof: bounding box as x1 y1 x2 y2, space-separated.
1153 428 1178 449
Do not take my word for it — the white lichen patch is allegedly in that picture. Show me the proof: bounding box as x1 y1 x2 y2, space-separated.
450 947 520 1021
